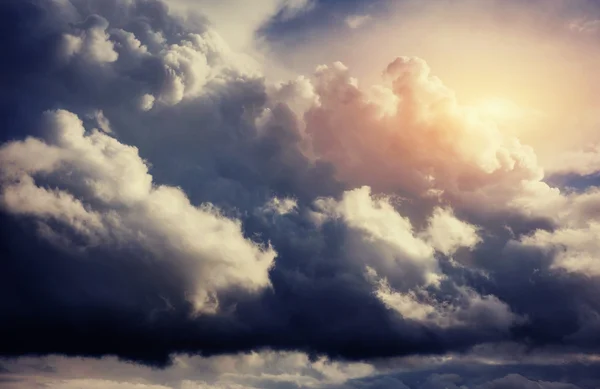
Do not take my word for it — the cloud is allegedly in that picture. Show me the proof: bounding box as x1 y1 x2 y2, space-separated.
3 0 600 381
336 369 590 389
568 18 600 34
475 374 581 389
312 187 519 333
370 271 519 331
6 350 600 389
139 94 156 111
0 109 275 313
345 15 372 29
277 0 316 21
304 56 543 218
0 352 376 389
262 197 298 215
519 222 600 277
510 185 600 277
167 0 315 49
40 380 174 389
543 146 600 176
62 15 119 63
312 186 441 287
422 208 480 256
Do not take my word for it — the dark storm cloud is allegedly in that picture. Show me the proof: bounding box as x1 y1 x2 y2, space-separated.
2 0 600 375
0 0 459 366
0 206 511 366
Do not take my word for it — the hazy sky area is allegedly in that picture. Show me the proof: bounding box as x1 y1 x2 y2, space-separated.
3 0 600 388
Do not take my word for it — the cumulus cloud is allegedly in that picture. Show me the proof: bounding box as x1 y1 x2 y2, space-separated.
310 187 518 332
421 207 480 256
155 29 252 106
543 145 600 176
0 109 275 313
370 270 519 331
4 0 600 385
302 56 544 219
312 186 441 287
509 184 600 277
519 220 600 276
267 75 320 122
139 94 156 111
311 187 482 286
62 15 119 63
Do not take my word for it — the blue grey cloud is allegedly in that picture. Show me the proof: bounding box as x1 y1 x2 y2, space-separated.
2 3 600 389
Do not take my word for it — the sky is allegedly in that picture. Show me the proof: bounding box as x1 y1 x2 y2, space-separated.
3 0 600 388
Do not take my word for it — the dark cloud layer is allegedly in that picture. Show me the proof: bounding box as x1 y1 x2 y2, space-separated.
2 2 600 386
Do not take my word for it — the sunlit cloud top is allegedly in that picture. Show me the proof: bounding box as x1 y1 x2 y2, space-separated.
2 0 600 388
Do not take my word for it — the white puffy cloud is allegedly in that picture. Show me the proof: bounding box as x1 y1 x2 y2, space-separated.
7 0 600 383
0 110 275 313
368 268 520 331
515 186 600 277
312 187 483 286
139 94 156 111
62 16 119 63
310 186 516 330
543 145 600 176
421 207 480 256
61 10 260 110
156 30 258 106
520 222 600 276
112 28 149 56
261 55 595 234
301 56 544 217
159 32 218 105
312 186 441 287
267 76 319 121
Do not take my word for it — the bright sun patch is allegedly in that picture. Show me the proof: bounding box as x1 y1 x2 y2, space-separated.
3 0 600 388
